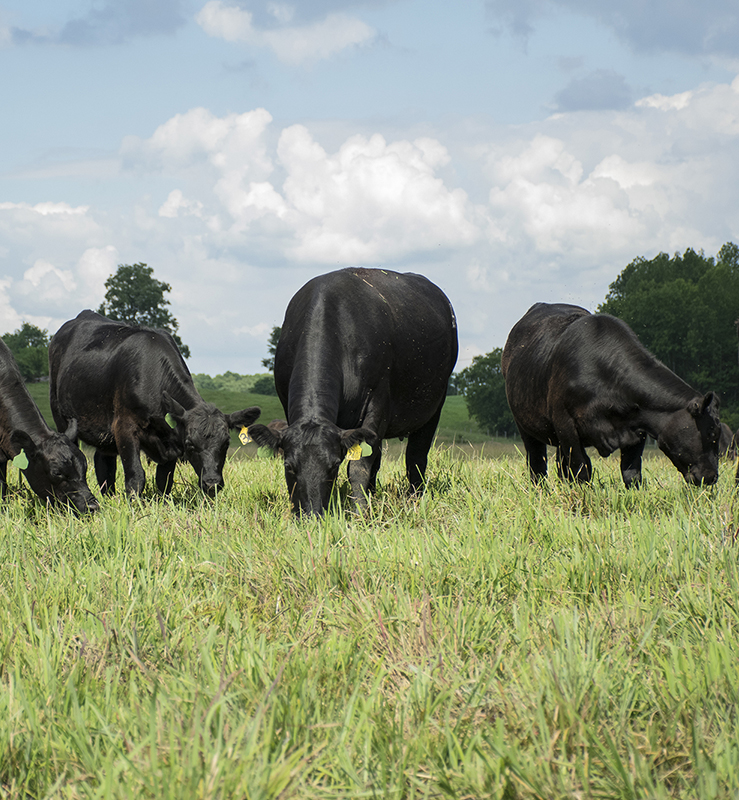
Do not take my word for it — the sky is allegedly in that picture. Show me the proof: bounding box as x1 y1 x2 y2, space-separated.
2 0 739 375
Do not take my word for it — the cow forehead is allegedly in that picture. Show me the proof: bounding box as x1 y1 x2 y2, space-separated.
285 421 340 447
185 405 228 438
40 436 81 472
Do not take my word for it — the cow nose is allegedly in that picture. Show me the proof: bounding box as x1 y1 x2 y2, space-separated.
202 479 224 497
689 468 717 486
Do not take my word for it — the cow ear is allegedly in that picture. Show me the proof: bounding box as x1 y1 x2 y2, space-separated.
162 391 187 424
226 406 262 430
10 430 37 459
248 423 283 453
63 418 78 443
340 427 376 456
689 391 720 419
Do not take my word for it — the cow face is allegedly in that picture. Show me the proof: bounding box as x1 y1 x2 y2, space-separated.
11 423 99 514
657 392 721 486
249 420 374 515
163 393 260 496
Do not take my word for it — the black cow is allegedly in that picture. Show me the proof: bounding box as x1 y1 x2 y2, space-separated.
0 337 98 513
501 303 721 487
49 310 261 497
247 267 458 515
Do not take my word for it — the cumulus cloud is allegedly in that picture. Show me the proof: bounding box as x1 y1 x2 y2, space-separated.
485 0 739 58
11 0 188 46
128 109 481 264
196 1 376 64
7 75 739 370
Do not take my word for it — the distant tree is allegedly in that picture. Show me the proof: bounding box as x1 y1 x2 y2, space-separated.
456 348 517 437
262 326 281 371
252 375 278 395
98 262 191 358
598 244 739 411
2 322 50 381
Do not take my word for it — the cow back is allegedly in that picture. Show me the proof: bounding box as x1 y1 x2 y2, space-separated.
276 267 458 436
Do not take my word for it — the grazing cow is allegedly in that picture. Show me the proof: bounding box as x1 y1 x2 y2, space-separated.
501 303 721 487
0 337 98 513
247 267 458 515
49 310 261 497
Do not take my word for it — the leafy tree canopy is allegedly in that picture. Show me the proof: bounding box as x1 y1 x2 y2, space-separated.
455 348 517 437
98 263 191 358
598 243 739 413
2 322 50 382
262 326 281 372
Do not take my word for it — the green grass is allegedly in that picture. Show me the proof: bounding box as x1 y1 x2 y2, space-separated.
1 445 739 798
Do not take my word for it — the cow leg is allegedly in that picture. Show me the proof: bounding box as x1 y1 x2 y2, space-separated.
347 448 381 509
620 436 646 488
112 423 146 495
0 458 7 499
556 444 592 482
368 447 383 493
405 405 444 495
156 461 177 494
94 451 118 495
520 431 547 483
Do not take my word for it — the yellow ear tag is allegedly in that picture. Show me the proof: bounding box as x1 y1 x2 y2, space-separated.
12 449 28 470
346 443 362 461
239 427 252 445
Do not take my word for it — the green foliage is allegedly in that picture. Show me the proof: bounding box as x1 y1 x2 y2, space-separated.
262 325 281 371
598 244 739 416
98 262 191 358
456 348 517 436
252 374 277 395
192 371 270 393
2 322 50 381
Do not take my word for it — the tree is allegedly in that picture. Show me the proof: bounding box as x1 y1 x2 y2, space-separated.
98 263 191 358
262 326 281 371
252 375 278 395
598 244 739 415
455 348 517 437
2 322 50 381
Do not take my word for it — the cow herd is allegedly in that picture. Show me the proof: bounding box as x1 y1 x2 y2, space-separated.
0 267 730 517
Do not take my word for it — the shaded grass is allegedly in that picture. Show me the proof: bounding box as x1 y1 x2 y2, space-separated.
1 446 739 797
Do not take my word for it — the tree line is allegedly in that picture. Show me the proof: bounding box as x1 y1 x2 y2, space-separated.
8 246 739 436
457 242 739 436
2 263 189 381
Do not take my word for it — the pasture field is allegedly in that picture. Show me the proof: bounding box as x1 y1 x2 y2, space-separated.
1 442 739 799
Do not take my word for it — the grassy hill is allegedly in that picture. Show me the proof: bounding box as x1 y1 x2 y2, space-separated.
26 383 498 447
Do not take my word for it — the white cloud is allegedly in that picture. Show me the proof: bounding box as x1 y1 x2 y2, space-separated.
7 74 739 371
196 1 376 64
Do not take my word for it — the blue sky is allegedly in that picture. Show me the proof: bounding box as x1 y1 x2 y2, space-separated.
2 0 739 373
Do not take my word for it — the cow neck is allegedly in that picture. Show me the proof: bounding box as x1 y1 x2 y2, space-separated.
167 377 205 412
285 333 343 425
0 362 51 442
629 371 700 437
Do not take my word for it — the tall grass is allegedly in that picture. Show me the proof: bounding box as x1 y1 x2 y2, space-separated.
1 446 739 798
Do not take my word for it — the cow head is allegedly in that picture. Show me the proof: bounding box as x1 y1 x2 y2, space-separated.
162 392 261 496
10 421 99 514
657 391 721 486
248 419 375 516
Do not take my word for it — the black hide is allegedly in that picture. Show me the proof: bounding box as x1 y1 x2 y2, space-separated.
49 310 261 497
0 337 98 513
501 302 721 487
248 268 458 515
